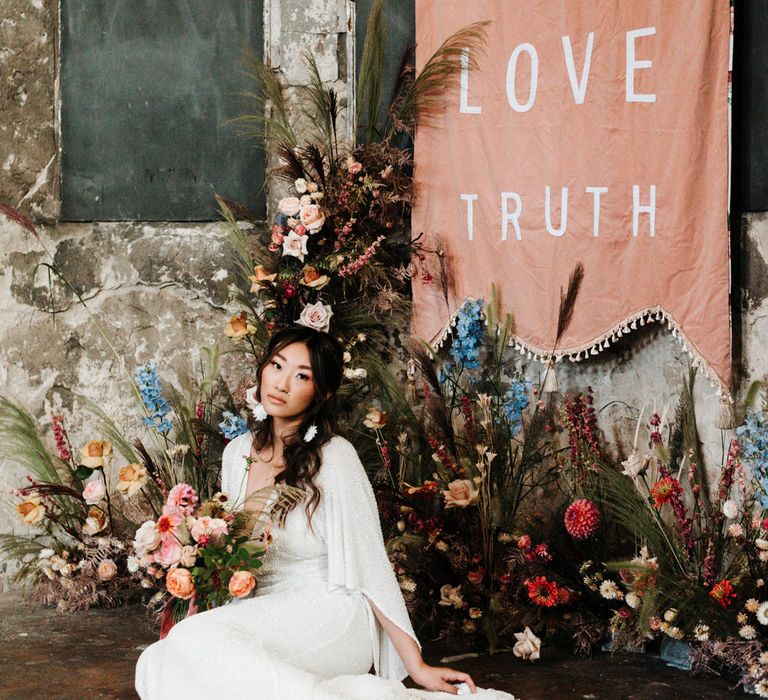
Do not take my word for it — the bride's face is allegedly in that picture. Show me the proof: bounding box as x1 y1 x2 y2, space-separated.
260 341 316 421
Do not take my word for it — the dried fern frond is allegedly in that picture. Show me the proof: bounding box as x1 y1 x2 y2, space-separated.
302 52 341 159
232 51 297 147
356 0 387 142
555 262 584 344
393 21 489 135
275 143 307 184
241 484 306 535
0 396 63 484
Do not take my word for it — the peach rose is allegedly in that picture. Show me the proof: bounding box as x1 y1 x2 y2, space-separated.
228 571 256 598
97 558 118 581
82 506 108 535
278 196 301 216
117 463 147 498
300 266 330 290
442 479 479 509
363 407 388 430
225 312 255 340
296 301 333 333
298 204 326 233
79 439 113 468
16 494 45 525
166 567 195 600
248 265 277 292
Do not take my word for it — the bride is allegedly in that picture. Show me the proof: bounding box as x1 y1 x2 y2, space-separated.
135 325 515 699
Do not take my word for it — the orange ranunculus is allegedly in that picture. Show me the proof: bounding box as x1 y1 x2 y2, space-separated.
166 567 195 600
16 494 45 525
79 439 113 468
224 312 255 340
228 571 256 598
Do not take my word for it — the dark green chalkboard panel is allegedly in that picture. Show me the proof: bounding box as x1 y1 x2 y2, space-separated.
355 0 415 142
61 1 264 221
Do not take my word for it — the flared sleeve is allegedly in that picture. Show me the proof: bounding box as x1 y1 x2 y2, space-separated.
319 436 421 681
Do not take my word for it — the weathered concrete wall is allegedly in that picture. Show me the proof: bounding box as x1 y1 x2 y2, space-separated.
0 0 763 593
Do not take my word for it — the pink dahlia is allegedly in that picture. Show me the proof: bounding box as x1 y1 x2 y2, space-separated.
564 499 600 540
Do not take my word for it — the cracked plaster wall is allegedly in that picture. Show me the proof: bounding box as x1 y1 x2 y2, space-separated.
0 0 766 591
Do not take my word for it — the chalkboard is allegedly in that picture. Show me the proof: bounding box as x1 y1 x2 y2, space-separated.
732 0 768 213
355 0 415 142
61 1 265 221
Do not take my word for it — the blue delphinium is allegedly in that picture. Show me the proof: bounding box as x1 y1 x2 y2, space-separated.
135 363 173 434
219 411 249 440
736 411 768 508
502 379 530 437
450 300 484 370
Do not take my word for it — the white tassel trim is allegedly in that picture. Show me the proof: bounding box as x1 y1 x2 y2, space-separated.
428 301 729 395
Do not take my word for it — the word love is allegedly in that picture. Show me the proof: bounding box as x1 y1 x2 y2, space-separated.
460 27 657 113
460 185 657 241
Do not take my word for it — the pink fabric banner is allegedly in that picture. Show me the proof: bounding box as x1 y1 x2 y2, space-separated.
411 0 732 390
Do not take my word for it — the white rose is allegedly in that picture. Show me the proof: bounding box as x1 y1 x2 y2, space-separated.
82 478 106 505
621 451 646 478
278 197 301 216
722 500 739 519
281 231 309 262
127 555 140 573
294 178 308 193
297 302 333 334
626 592 641 609
513 627 541 662
38 548 55 560
180 545 198 568
133 520 161 556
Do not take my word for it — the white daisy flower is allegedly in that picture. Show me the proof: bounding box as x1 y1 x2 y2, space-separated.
747 598 760 613
760 651 768 665
722 499 739 519
756 680 768 699
757 601 768 625
740 624 757 640
693 623 710 641
599 580 622 600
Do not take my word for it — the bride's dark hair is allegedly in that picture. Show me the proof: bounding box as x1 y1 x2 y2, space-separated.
248 325 344 522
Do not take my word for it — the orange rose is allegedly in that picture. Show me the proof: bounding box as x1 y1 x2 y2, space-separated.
300 266 330 290
82 506 108 535
363 407 388 430
166 567 195 600
248 265 277 292
228 570 256 598
117 463 148 498
79 439 113 468
224 312 255 340
16 494 45 525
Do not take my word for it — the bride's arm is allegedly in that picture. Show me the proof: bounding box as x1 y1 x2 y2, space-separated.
366 597 477 695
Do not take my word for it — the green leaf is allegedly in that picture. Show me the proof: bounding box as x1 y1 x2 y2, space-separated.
73 464 95 480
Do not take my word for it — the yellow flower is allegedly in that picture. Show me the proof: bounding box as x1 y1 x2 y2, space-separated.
248 265 277 292
16 494 45 525
79 439 113 468
117 463 148 498
224 312 256 340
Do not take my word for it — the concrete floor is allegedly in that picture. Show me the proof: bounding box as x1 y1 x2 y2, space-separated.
0 592 743 699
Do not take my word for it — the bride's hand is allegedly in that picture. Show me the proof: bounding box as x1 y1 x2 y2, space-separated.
410 663 477 694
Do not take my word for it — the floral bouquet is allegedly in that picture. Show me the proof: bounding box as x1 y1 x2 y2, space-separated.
133 481 304 638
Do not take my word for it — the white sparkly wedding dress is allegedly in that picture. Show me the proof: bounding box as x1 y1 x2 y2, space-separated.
135 434 516 700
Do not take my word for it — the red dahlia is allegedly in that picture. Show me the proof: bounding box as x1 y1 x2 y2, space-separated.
564 499 600 539
709 579 736 608
526 576 559 607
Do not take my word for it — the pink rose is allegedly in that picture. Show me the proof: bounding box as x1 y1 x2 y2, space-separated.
297 301 333 333
97 558 118 581
166 483 198 517
282 231 309 262
442 479 479 508
271 225 285 245
154 537 183 566
348 160 362 175
228 571 256 598
299 204 326 233
278 197 301 216
166 567 195 600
